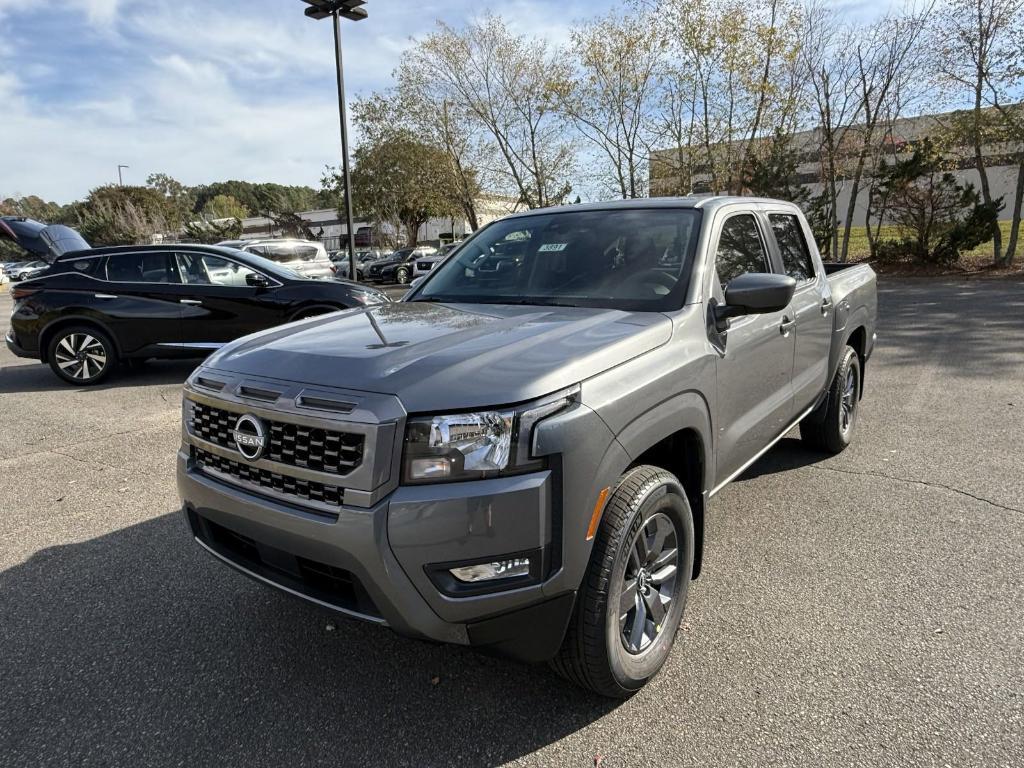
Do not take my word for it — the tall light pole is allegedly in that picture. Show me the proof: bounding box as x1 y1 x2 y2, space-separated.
300 0 367 283
117 165 129 186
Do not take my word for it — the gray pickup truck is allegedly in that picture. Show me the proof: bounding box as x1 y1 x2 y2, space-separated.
177 197 876 697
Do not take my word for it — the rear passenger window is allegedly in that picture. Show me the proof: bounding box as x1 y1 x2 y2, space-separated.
769 214 816 282
715 214 771 290
293 245 319 261
105 253 180 283
262 244 295 263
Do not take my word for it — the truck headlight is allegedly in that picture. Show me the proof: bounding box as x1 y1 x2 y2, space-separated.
401 388 577 484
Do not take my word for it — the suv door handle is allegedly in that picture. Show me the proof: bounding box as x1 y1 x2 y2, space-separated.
780 316 796 336
179 299 203 305
94 293 118 300
821 298 833 316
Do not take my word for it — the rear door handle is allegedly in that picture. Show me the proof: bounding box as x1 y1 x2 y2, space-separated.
179 299 203 305
821 298 833 316
780 316 796 336
94 293 118 300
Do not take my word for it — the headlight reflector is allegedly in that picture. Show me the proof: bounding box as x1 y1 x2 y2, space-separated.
402 389 577 484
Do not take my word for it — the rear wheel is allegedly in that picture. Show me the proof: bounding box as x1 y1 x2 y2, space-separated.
47 326 117 386
800 345 860 454
551 465 694 698
396 266 410 285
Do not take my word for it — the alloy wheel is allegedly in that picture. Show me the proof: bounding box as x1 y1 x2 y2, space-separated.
840 364 857 433
53 333 108 381
618 511 681 655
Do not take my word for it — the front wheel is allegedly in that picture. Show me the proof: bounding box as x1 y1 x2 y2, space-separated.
800 345 861 454
47 326 117 386
551 465 694 698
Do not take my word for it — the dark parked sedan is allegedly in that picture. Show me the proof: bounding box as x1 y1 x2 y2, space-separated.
365 246 437 285
6 244 388 386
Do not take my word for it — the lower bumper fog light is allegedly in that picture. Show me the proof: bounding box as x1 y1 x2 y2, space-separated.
449 558 530 583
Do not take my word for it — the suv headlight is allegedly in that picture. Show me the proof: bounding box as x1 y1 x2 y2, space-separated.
401 388 577 484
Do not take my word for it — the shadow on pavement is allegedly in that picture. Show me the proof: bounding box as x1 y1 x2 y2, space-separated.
0 513 616 766
0 359 199 395
734 437 827 482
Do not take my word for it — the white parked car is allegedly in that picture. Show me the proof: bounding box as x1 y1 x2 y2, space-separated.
412 242 461 279
216 238 335 280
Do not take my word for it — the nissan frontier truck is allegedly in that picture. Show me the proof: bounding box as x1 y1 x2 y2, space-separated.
177 197 876 697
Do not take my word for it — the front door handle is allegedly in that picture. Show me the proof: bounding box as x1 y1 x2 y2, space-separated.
780 316 796 336
179 299 203 305
94 293 118 300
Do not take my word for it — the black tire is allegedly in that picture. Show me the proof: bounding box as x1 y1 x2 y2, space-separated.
800 345 860 454
47 325 117 386
396 266 410 285
551 465 694 698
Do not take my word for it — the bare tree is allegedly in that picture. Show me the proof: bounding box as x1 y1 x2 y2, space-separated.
557 11 665 198
404 14 575 209
837 4 933 261
396 62 488 230
799 1 864 259
933 0 1024 265
654 0 804 196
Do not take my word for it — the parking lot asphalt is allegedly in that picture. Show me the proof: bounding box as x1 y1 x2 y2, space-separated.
1 278 1022 768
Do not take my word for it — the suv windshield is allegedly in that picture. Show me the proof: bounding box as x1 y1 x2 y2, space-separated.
410 208 702 310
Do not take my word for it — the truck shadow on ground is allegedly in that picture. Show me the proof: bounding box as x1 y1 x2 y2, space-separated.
735 437 826 482
0 359 198 395
0 513 617 767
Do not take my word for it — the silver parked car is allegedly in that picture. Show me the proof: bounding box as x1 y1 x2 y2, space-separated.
218 239 335 280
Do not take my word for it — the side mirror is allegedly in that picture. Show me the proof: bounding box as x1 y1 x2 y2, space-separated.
714 273 796 332
246 272 270 288
409 276 424 289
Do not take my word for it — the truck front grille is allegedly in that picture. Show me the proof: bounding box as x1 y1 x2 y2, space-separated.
416 261 432 270
191 446 343 512
190 402 364 476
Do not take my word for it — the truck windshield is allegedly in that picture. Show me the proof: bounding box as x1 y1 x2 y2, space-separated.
409 208 702 311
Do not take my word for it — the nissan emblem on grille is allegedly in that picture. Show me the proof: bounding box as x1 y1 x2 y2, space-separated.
232 414 267 461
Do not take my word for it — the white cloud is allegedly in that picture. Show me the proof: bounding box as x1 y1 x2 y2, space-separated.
0 0 623 203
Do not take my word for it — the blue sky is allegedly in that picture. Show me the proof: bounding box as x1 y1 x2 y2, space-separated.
0 0 886 204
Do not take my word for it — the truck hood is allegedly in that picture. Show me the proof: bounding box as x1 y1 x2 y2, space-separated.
206 301 672 412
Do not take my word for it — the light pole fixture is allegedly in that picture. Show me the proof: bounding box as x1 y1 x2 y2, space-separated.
300 0 367 283
117 165 129 186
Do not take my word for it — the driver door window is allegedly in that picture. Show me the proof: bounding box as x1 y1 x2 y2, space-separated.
714 214 772 291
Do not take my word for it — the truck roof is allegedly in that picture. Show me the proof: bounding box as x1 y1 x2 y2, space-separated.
502 196 803 221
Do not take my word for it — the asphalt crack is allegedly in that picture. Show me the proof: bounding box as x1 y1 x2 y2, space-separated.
810 464 1023 515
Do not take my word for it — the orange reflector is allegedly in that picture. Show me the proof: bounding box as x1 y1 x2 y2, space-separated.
586 487 611 541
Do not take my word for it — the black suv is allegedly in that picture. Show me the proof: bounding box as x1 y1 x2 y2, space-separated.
6 244 388 386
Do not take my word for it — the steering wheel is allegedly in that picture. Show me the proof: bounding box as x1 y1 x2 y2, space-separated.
617 268 676 298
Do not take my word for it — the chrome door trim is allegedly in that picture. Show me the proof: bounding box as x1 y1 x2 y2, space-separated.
709 403 816 497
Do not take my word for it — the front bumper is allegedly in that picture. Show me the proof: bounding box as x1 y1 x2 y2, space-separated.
177 451 575 661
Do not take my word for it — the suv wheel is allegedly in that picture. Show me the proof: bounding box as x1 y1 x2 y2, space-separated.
800 345 860 454
551 465 694 698
396 266 410 284
47 326 117 386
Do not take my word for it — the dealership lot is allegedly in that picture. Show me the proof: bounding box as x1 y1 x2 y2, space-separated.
1 279 1022 767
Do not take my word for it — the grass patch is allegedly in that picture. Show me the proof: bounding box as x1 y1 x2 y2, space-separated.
823 220 1022 274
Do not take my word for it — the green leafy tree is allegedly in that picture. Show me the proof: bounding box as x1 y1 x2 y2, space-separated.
201 194 249 221
184 217 243 244
76 185 170 246
343 132 463 247
741 128 808 203
146 173 195 230
874 138 1000 264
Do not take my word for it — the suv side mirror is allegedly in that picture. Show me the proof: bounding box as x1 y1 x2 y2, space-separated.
246 272 271 288
714 273 796 332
